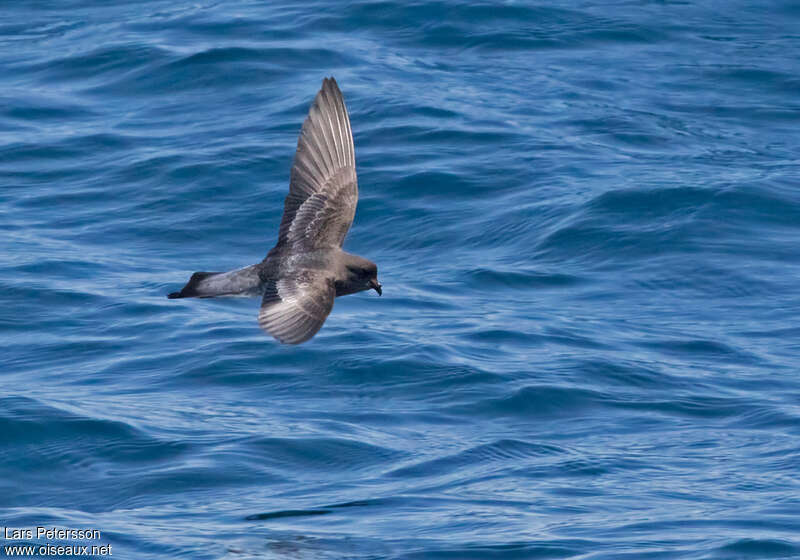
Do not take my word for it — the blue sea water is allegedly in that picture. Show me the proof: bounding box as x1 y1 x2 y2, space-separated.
2 1 800 558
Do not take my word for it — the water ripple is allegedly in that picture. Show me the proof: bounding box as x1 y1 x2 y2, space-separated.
2 0 799 558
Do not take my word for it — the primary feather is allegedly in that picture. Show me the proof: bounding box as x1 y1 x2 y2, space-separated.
276 77 358 251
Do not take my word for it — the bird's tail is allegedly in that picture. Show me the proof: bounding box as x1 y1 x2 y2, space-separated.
168 272 222 299
167 265 262 299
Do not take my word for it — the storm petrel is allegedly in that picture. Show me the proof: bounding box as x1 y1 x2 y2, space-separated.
168 78 381 344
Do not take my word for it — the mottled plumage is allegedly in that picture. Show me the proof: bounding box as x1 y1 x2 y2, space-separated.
168 77 381 344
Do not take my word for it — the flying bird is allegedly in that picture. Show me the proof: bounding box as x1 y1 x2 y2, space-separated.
168 77 381 344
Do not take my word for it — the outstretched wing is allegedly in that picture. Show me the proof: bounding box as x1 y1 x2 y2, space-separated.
257 269 336 344
275 77 358 251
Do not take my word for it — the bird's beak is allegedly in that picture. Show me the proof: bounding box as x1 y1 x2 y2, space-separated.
370 279 382 296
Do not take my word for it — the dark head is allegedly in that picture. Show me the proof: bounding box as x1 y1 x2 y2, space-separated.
337 253 382 297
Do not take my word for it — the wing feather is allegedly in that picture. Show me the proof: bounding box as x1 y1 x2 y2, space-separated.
275 77 358 251
257 271 335 344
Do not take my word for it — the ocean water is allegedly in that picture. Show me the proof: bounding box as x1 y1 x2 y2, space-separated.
2 1 799 558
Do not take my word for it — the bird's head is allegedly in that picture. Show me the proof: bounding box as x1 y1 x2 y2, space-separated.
341 254 381 296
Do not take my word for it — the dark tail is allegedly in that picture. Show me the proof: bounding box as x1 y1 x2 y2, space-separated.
167 272 221 299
